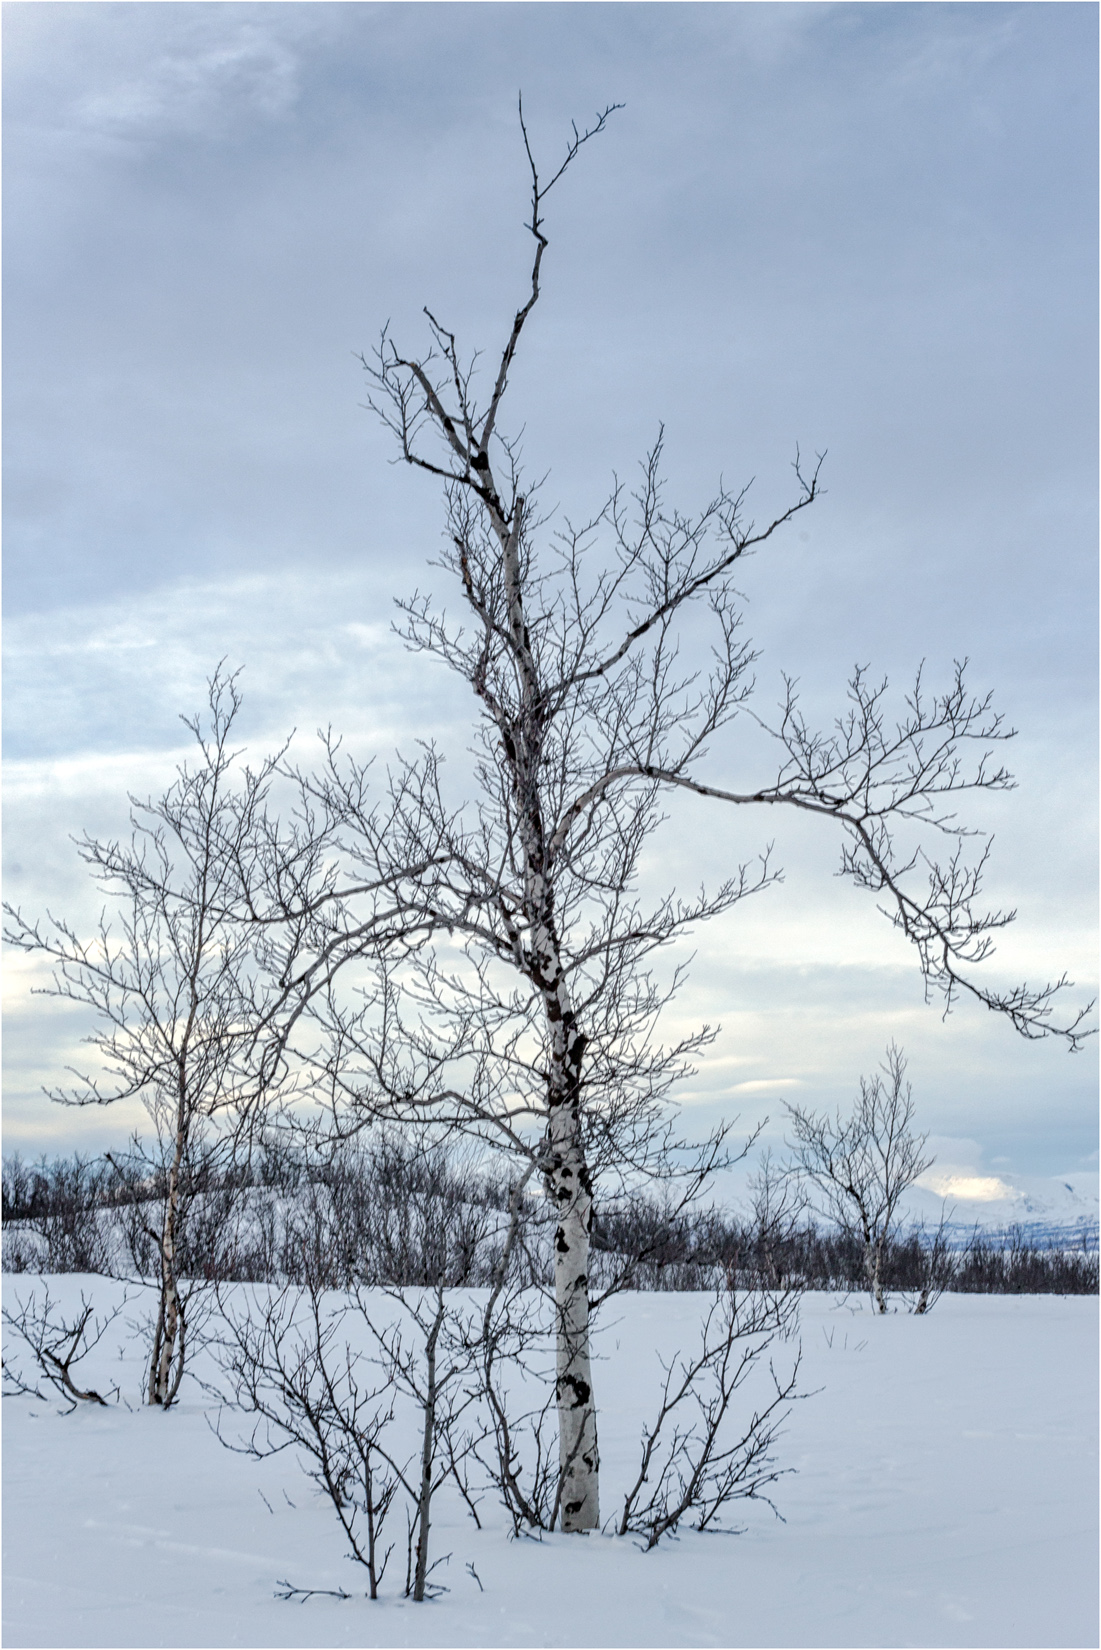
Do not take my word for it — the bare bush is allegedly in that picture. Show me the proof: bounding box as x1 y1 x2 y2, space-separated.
359 1284 484 1600
214 1273 482 1602
215 1282 402 1598
615 1287 800 1548
740 1150 810 1291
472 1167 562 1535
477 1285 561 1536
281 1135 509 1292
896 1206 955 1315
953 1224 1100 1294
1 1153 113 1274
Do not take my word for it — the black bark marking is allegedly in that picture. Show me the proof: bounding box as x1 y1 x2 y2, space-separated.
558 1373 591 1408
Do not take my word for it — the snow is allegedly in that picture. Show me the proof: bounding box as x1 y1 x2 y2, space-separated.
905 1169 1100 1248
3 1279 1097 1649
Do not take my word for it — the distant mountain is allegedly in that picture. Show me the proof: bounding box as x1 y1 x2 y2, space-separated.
903 1170 1099 1250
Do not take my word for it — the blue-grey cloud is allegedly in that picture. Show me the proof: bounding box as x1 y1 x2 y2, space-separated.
4 2 1096 1174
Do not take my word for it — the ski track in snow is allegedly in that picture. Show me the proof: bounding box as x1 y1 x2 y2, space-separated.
2 1281 1097 1649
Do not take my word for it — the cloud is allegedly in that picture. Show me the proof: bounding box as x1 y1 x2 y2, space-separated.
2 568 439 764
71 25 300 139
727 1078 806 1095
918 1171 1017 1204
4 9 308 154
3 4 1095 1170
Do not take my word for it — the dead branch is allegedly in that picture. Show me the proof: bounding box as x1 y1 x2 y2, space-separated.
2 1286 123 1411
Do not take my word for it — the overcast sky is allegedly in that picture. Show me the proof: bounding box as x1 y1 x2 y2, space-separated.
4 2 1097 1193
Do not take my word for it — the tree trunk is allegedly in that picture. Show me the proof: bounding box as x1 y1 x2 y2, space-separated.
412 1297 443 1601
864 1234 887 1315
549 1098 599 1531
532 899 599 1531
149 1103 187 1405
540 929 599 1531
493 496 600 1530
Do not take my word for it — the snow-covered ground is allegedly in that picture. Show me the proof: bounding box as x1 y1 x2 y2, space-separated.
3 1279 1097 1650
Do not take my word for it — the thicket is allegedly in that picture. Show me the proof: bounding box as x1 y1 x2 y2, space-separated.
3 1144 1096 1296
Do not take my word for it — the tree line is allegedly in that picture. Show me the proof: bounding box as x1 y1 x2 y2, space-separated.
4 1136 1095 1297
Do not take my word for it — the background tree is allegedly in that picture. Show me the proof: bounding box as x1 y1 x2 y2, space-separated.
3 674 301 1404
294 101 1091 1531
786 1043 933 1313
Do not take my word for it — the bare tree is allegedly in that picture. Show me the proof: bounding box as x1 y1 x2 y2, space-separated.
786 1043 934 1313
739 1148 809 1292
282 102 1089 1527
3 673 311 1405
0 1152 113 1275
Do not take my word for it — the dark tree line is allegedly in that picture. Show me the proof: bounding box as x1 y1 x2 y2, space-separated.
4 1143 1095 1296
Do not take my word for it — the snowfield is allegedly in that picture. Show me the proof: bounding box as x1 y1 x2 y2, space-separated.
3 1281 1097 1650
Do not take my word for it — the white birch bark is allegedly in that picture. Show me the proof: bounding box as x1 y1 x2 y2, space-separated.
548 1050 599 1531
150 1096 187 1405
151 998 198 1407
499 501 600 1531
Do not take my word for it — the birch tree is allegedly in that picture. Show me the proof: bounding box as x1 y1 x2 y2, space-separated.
4 663 454 1406
786 1043 933 1312
4 674 303 1404
296 103 1091 1530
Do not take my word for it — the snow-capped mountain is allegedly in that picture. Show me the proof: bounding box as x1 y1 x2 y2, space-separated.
904 1170 1099 1248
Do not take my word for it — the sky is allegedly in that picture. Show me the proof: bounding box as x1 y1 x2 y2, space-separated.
3 2 1097 1198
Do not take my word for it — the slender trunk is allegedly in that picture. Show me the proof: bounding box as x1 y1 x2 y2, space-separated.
364 1449 383 1598
412 1295 444 1601
150 1103 187 1405
365 1468 380 1599
545 1011 598 1532
864 1232 887 1314
147 1288 166 1405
